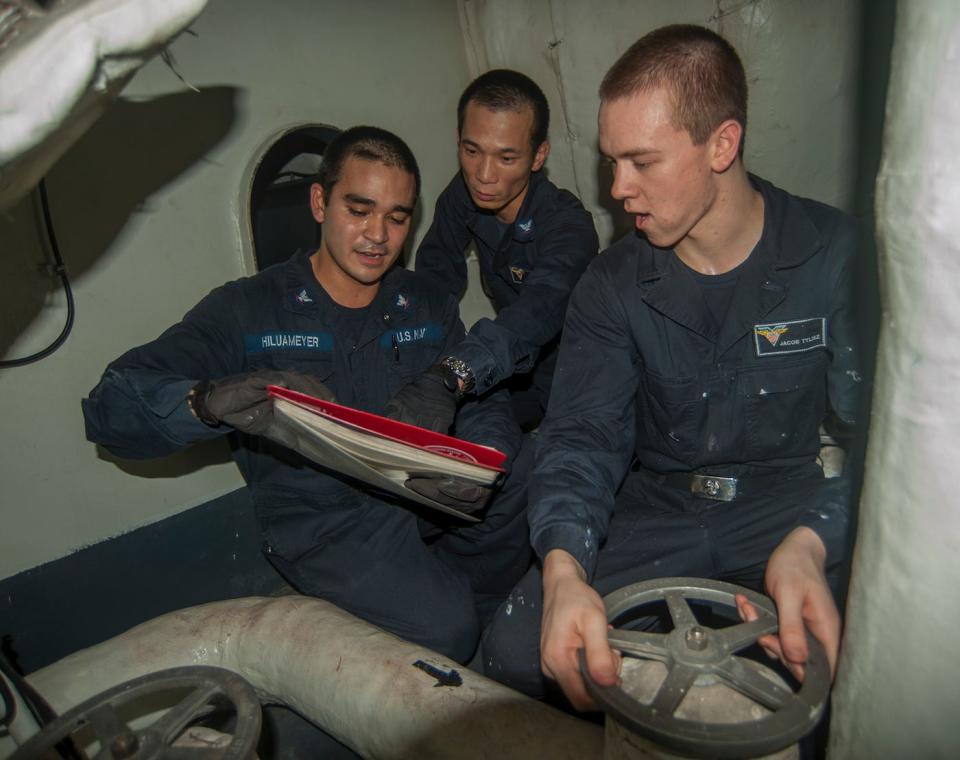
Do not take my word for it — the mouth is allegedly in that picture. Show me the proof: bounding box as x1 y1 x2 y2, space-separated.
471 189 498 203
355 249 388 266
634 213 651 229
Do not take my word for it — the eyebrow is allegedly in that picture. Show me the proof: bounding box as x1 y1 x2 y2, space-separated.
461 138 522 156
344 193 414 215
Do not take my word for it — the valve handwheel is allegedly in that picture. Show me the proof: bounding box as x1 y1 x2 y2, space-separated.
11 666 261 759
580 577 831 759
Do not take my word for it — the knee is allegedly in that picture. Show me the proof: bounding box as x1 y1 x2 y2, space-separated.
414 597 480 663
481 590 545 697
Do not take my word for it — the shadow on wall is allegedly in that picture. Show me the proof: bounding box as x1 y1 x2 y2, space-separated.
96 436 233 477
0 86 240 358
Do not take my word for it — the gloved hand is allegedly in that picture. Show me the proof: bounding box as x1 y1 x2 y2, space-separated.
383 364 459 433
404 475 495 514
189 369 335 435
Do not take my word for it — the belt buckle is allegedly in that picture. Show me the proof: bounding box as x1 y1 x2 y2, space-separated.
690 474 737 502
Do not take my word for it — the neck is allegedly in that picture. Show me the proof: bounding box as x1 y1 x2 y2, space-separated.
674 167 764 275
309 250 380 308
495 178 531 224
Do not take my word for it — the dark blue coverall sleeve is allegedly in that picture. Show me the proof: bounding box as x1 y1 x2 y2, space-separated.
440 294 523 463
527 264 637 579
82 285 244 459
414 186 474 301
452 214 599 395
793 222 866 561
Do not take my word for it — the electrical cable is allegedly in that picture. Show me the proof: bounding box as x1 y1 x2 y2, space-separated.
0 667 14 737
0 178 76 368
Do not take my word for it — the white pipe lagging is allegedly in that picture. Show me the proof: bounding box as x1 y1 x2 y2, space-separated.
17 596 603 760
828 2 960 756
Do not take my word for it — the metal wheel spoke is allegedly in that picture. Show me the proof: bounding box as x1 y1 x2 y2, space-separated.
715 616 778 652
714 656 794 711
607 628 671 662
650 663 698 716
87 702 129 744
151 684 220 742
663 591 698 629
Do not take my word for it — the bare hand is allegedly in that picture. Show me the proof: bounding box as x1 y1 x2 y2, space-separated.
540 550 621 710
735 527 840 682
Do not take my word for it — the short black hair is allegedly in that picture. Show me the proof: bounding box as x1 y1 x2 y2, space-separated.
457 69 550 152
317 126 421 199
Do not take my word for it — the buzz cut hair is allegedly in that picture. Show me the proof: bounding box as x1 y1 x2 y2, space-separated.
317 125 421 199
457 69 550 152
600 24 748 153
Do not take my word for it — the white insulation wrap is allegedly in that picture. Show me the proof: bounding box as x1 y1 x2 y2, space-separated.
0 0 208 209
24 596 603 759
829 1 960 757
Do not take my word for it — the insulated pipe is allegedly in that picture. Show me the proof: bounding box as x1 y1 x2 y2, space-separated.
23 596 602 759
1 670 40 746
828 1 960 757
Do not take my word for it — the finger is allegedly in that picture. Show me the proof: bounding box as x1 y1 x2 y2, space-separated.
803 590 842 678
583 612 618 688
775 587 809 671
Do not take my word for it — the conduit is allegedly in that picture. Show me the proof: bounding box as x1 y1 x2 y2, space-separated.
21 596 602 759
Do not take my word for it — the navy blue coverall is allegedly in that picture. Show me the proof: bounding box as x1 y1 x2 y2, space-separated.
415 171 598 425
83 251 529 663
483 176 867 693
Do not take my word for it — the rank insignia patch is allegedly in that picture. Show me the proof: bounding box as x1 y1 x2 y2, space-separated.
395 293 411 310
754 318 826 356
509 266 527 284
515 218 535 240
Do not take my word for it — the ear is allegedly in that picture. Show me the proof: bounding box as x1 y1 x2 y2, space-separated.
709 120 742 173
532 140 550 172
309 183 326 224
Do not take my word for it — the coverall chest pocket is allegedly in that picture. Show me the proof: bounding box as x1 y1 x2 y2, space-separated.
250 353 335 385
497 247 534 293
384 339 436 398
740 354 826 458
639 369 707 460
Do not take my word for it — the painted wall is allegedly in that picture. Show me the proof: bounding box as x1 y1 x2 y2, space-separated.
459 0 860 246
0 0 864 582
0 0 471 580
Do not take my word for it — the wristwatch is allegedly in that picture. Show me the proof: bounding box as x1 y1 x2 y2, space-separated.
438 356 475 397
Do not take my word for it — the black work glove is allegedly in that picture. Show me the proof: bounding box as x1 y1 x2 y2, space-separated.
383 364 459 433
404 475 495 514
190 369 335 435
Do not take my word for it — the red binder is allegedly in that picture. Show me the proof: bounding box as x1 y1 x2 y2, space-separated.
267 385 507 472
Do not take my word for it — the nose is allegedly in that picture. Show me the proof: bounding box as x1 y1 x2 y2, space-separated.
475 155 496 185
609 163 632 202
365 214 388 244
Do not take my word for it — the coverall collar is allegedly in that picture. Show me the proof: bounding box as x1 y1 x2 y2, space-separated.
633 174 826 354
462 170 546 245
283 249 417 334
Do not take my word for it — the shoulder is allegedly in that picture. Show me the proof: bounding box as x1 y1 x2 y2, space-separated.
384 266 458 315
433 172 472 212
529 174 596 230
760 176 858 248
567 232 645 299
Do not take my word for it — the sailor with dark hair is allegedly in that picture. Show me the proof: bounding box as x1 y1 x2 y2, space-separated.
386 69 599 432
82 125 531 663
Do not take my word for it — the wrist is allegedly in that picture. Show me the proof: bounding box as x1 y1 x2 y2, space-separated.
187 381 220 427
543 549 587 587
438 356 475 397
